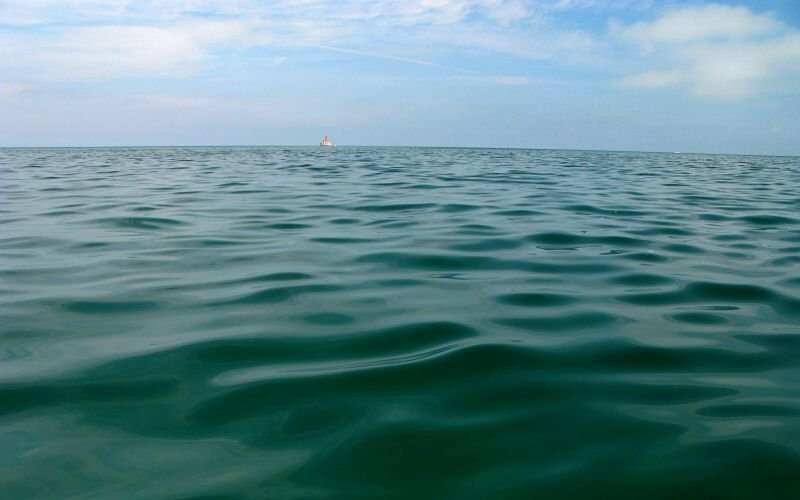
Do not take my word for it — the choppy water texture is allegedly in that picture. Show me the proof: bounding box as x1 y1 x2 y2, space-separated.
2 147 800 498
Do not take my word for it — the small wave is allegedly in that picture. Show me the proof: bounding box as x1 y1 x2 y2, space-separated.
219 284 344 305
494 292 577 307
447 238 523 252
190 321 478 367
610 273 675 287
495 312 620 332
351 203 436 212
617 251 670 263
301 313 356 325
311 237 379 244
262 222 310 229
696 403 799 418
564 204 652 217
769 255 800 266
438 204 482 213
739 214 799 226
630 226 696 237
0 378 179 417
253 272 313 281
493 209 544 216
62 299 161 314
617 281 800 317
93 216 187 230
667 312 729 325
327 217 362 225
528 232 649 248
661 243 705 254
356 252 521 271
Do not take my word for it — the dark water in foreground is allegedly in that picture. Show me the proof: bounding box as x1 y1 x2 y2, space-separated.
2 147 800 498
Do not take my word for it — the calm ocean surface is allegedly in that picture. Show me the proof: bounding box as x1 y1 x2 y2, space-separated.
2 146 799 498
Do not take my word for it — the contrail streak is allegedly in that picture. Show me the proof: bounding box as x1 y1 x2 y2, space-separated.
301 44 475 74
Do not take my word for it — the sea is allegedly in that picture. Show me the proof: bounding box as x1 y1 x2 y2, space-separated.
1 146 799 498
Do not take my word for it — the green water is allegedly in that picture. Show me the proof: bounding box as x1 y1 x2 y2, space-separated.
1 147 799 498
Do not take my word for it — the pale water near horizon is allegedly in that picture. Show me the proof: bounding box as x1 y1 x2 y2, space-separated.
2 146 800 498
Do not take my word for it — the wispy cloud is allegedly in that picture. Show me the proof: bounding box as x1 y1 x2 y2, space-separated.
0 0 614 82
612 4 800 99
430 23 601 63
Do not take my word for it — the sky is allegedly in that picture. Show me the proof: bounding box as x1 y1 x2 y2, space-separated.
1 0 799 155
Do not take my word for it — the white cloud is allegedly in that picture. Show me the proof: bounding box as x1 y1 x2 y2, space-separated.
685 34 800 99
55 25 206 78
613 4 800 99
618 4 783 45
2 21 254 80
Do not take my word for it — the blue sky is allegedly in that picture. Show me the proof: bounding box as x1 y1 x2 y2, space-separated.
1 0 798 154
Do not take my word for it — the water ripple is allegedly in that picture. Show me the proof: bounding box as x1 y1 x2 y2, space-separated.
2 146 799 497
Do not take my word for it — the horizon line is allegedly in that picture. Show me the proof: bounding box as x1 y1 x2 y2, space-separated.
0 144 797 158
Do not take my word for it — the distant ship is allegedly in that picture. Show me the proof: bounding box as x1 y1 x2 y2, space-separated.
320 136 333 147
